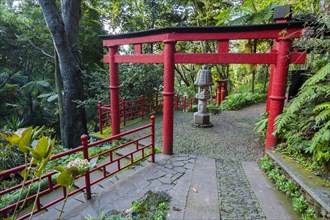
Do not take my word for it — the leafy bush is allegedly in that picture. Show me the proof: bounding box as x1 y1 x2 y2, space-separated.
274 63 330 176
254 112 269 138
220 93 266 111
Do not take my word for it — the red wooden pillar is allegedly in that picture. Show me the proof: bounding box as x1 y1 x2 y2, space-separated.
81 134 91 200
108 46 120 136
162 39 176 155
98 101 103 134
216 81 221 106
266 41 278 112
221 81 226 101
266 38 292 148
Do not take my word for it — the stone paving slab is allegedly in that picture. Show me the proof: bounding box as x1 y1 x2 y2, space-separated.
114 144 143 159
184 157 220 220
34 153 197 220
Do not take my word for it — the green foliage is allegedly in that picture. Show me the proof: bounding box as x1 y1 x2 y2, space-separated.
293 195 308 213
254 112 268 138
260 156 316 218
110 191 170 220
220 93 266 111
274 63 330 174
260 156 274 172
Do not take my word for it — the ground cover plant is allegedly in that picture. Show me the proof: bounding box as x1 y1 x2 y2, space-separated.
260 156 316 220
85 191 171 220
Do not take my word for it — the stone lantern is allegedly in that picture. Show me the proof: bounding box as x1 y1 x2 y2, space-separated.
193 65 213 127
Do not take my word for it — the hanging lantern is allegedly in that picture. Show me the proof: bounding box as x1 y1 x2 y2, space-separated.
193 65 214 127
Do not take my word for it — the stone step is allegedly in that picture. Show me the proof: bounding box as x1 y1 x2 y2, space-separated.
183 157 220 220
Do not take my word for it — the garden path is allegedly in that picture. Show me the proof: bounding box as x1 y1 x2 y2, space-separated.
35 103 298 219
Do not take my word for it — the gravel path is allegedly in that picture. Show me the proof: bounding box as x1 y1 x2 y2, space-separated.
123 103 265 161
122 103 267 219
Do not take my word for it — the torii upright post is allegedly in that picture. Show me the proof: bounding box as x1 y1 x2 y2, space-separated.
162 39 176 155
108 46 120 136
266 38 292 148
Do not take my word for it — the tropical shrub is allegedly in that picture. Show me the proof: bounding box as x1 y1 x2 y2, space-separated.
220 92 267 111
274 63 330 176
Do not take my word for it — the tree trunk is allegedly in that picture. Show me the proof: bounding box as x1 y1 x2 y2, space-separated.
54 50 65 144
39 0 87 148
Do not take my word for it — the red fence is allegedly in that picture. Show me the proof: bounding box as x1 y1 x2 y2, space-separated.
98 94 197 134
0 116 155 220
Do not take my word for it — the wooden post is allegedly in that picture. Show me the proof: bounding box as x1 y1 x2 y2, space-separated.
162 39 176 155
266 38 292 148
98 101 103 134
81 134 91 200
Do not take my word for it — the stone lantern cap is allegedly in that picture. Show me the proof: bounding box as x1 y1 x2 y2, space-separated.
194 65 214 86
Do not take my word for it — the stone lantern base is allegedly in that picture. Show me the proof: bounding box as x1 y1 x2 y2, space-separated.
193 112 213 128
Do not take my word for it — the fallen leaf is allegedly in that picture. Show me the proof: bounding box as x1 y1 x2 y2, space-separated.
192 187 198 193
172 206 181 211
308 176 314 179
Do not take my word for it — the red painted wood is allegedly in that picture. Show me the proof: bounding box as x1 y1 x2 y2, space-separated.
103 33 169 46
221 82 226 101
216 81 221 106
218 40 229 53
289 51 306 64
134 44 142 54
81 134 91 200
162 39 176 155
175 53 278 64
166 29 302 41
115 54 163 63
104 52 304 65
98 101 103 134
266 41 278 112
108 46 121 136
266 39 292 148
103 29 303 46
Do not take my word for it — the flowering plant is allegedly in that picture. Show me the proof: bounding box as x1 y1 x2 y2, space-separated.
55 158 91 219
67 158 90 174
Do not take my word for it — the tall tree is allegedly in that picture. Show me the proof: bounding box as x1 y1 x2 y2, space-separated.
38 0 87 148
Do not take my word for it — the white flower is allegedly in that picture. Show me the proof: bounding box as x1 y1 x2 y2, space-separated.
67 158 90 173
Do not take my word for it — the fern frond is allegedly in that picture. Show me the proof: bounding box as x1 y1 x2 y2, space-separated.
313 102 330 113
273 112 296 135
288 85 330 113
301 63 330 89
315 109 330 126
254 117 268 136
308 120 330 154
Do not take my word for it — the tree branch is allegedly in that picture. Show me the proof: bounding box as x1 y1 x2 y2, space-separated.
26 37 54 58
175 65 190 86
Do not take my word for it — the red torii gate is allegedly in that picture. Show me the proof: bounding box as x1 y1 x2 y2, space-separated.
101 21 306 155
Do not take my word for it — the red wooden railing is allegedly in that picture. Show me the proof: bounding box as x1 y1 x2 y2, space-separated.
0 116 155 220
98 94 197 134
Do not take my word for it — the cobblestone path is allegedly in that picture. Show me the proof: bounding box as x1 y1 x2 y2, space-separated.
217 159 266 219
